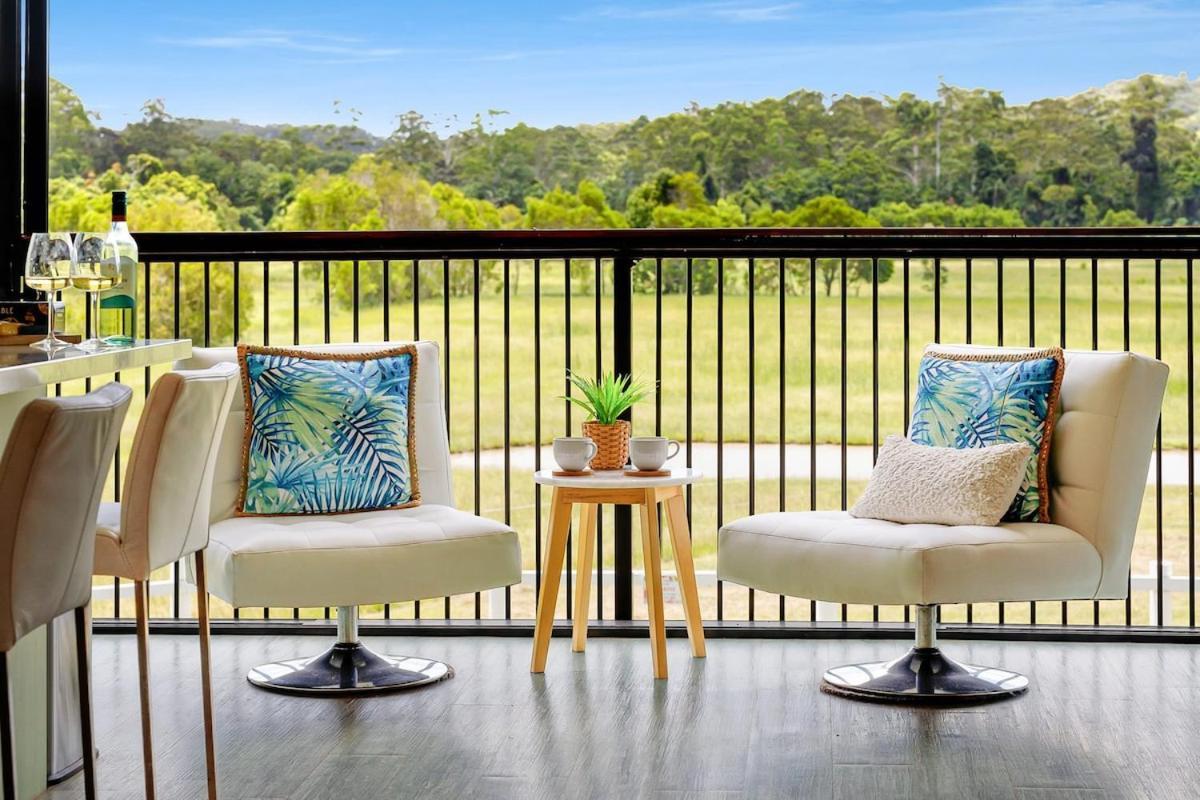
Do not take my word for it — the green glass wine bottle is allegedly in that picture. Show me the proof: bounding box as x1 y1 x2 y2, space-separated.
99 190 138 346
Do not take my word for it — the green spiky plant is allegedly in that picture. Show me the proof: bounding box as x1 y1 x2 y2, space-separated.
563 370 652 425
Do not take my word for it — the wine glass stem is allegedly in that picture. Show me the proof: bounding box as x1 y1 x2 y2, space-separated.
44 290 56 347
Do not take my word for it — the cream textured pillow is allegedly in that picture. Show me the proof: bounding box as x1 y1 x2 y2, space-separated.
850 435 1033 527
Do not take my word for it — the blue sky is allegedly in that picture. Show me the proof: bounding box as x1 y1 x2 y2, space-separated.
51 0 1200 136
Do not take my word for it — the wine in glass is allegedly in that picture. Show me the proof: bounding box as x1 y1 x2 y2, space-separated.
23 232 73 351
72 232 122 351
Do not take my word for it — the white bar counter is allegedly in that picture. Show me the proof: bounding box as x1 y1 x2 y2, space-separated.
0 338 190 799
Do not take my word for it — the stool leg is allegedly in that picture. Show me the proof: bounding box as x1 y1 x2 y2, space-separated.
73 606 97 800
531 489 573 673
135 579 156 799
0 651 16 800
640 491 668 680
571 504 598 653
195 553 218 799
664 493 706 658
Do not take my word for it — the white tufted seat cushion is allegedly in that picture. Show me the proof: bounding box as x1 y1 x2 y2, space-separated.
719 510 1100 606
202 504 519 609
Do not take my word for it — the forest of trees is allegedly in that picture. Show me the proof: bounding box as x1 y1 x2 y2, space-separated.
48 74 1200 245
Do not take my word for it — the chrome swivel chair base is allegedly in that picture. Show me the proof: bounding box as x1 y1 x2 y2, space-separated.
820 605 1028 705
246 606 453 696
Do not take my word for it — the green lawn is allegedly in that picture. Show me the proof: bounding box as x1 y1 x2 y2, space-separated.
214 256 1195 451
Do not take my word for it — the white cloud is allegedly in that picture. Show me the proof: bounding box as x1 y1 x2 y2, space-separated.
576 2 803 23
157 29 406 62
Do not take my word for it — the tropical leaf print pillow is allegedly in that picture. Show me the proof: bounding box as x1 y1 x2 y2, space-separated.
908 346 1064 523
236 344 420 515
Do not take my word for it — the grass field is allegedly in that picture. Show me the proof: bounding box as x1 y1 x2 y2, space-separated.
63 255 1198 628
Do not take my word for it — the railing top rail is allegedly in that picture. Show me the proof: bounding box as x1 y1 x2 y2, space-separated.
124 227 1200 261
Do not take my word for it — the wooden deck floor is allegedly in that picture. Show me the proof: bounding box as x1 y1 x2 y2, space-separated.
42 633 1200 799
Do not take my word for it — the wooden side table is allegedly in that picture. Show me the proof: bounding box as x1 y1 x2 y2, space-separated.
531 468 706 679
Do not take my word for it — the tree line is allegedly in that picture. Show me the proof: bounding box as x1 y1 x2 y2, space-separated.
44 74 1200 325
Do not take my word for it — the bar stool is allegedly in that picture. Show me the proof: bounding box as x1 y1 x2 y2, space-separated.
92 365 238 800
0 382 131 800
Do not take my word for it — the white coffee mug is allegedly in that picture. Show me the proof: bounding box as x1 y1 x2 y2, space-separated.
629 436 680 471
553 437 598 472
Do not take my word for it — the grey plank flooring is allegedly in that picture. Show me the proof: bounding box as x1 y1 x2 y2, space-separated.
40 634 1200 799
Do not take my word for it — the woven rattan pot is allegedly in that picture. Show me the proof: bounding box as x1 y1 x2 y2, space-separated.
582 420 630 470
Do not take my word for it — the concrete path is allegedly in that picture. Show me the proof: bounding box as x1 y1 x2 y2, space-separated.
452 441 1197 485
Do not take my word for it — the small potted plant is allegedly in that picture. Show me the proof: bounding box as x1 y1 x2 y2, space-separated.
564 370 652 470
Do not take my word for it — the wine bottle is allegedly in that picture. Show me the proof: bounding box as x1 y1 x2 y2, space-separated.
99 190 138 346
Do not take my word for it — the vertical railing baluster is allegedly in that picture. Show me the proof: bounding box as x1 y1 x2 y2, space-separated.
263 261 270 347
933 257 942 343
351 259 359 343
142 261 171 619
965 257 973 625
382 260 390 341
1124 257 1131 626
263 260 270 621
809 257 817 622
965 256 973 344
655 259 662 436
1028 256 1036 625
412 259 420 339
1188 257 1196 629
293 261 300 346
503 259 512 620
1155 258 1163 626
441 260 453 623
779 256 787 622
997 257 1005 626
322 261 330 345
612 254 634 621
748 257 756 620
1060 256 1067 625
871 256 879 623
903 256 911 625
534 260 543 602
473 258 482 620
716 257 725 621
563 259 573 618
381 262 391 618
596 258 605 620
170 260 184 621
840 256 848 622
1092 256 1100 626
686 260 694 522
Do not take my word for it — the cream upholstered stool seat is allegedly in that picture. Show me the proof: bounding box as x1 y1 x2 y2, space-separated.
0 383 131 800
717 347 1169 703
91 365 239 800
177 341 521 695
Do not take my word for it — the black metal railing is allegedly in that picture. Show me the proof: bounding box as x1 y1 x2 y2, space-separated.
57 227 1200 639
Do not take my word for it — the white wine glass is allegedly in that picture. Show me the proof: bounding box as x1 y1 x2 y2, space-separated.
23 232 73 351
72 232 122 352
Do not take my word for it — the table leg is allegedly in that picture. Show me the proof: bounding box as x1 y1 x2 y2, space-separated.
572 504 598 653
531 489 573 673
664 492 707 658
640 491 668 679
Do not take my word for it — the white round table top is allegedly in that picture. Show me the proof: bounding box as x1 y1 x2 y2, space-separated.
533 467 702 489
